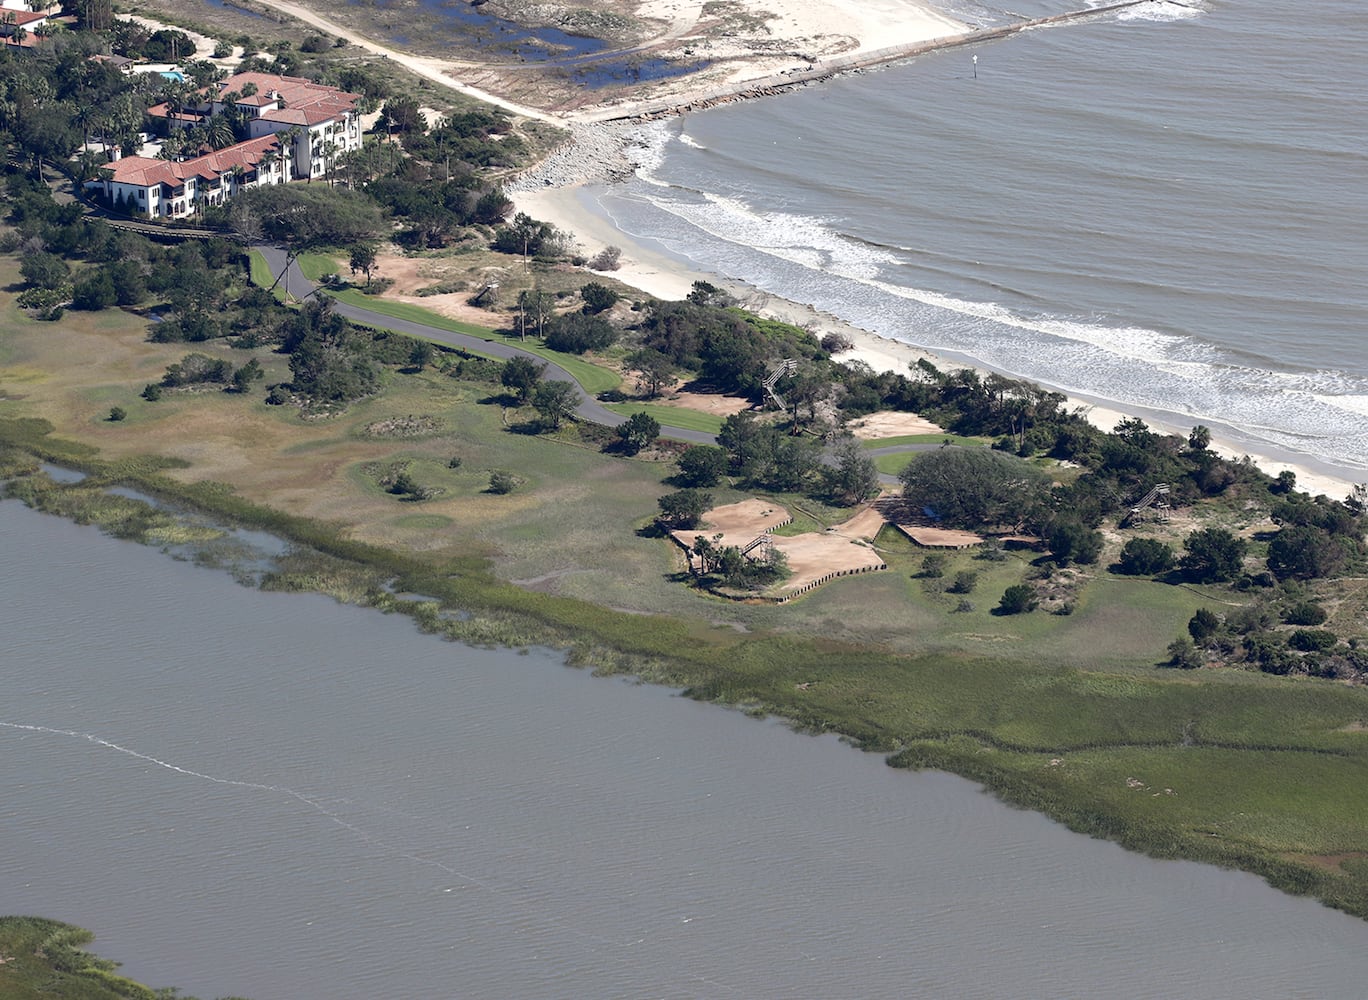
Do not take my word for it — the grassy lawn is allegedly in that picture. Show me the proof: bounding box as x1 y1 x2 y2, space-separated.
247 249 284 301
297 251 341 281
875 453 912 476
603 401 725 436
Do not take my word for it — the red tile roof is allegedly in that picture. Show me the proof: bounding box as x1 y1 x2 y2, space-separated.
217 72 361 125
4 10 50 26
259 106 340 127
105 134 283 188
146 102 204 123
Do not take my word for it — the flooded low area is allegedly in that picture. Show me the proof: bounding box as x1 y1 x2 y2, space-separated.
2 497 1365 998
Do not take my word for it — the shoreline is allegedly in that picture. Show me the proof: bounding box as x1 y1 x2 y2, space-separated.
511 159 1360 501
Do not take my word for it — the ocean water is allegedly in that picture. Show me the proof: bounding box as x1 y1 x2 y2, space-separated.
595 0 1368 482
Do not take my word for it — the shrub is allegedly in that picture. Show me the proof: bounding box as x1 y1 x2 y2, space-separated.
1116 536 1174 575
587 245 621 271
16 287 66 312
107 406 126 422
389 470 420 497
544 313 617 354
920 554 946 579
820 332 854 354
1282 601 1328 626
580 281 619 314
141 383 162 402
1166 636 1202 669
1188 608 1220 641
265 385 291 405
976 541 1007 562
1289 629 1338 653
948 571 978 594
72 270 117 311
488 470 519 494
162 353 232 387
994 584 1037 615
676 445 728 487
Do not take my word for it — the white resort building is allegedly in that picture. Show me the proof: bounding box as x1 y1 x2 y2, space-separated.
88 72 364 220
90 134 288 220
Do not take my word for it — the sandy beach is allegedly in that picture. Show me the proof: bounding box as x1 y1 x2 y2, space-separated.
241 0 1356 501
251 0 969 121
512 174 1356 502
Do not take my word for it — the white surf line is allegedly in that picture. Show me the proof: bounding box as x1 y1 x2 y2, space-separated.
0 720 744 993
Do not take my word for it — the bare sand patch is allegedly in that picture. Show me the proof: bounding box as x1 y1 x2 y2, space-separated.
662 386 753 417
771 531 886 597
669 498 888 599
364 251 512 329
828 504 888 542
669 497 790 551
848 411 944 439
392 293 507 331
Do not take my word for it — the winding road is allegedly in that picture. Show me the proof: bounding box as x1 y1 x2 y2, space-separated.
257 245 716 443
257 246 933 481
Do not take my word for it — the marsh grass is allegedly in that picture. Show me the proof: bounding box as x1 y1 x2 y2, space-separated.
6 277 1368 918
0 916 174 1000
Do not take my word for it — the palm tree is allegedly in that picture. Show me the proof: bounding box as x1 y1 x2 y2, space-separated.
258 146 280 186
321 139 339 185
281 126 302 180
207 114 235 150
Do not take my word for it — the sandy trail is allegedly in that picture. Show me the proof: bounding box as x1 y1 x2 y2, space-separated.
249 0 968 123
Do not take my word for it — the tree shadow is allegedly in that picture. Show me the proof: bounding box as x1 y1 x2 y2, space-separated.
477 392 522 408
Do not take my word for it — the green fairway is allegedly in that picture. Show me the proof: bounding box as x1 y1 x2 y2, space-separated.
297 251 341 281
246 249 284 301
862 433 987 449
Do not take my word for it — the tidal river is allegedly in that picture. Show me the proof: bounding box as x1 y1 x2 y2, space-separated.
2 497 1365 999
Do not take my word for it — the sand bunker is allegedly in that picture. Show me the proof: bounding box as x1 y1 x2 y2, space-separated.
848 411 945 439
670 498 887 601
